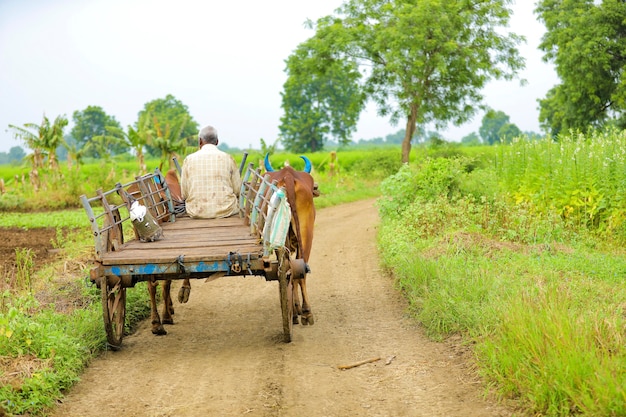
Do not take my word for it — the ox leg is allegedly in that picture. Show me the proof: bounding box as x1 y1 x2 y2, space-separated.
178 278 191 303
161 280 174 325
291 277 302 325
148 279 167 335
298 276 314 325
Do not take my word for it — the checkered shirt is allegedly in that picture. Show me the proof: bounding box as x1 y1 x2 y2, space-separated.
181 144 242 219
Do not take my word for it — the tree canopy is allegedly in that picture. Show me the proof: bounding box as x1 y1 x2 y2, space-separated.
71 106 123 157
0 146 26 165
299 0 524 162
536 0 626 136
136 94 199 158
479 109 521 145
280 41 365 152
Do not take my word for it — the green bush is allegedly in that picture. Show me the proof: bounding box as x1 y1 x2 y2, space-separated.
377 157 471 219
377 130 626 416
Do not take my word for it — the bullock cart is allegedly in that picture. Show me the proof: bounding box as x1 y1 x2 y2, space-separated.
80 163 303 349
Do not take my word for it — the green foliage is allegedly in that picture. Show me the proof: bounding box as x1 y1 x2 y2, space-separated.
8 114 69 172
0 293 105 415
378 157 468 218
0 278 151 416
14 248 34 292
280 41 365 152
477 280 626 416
71 106 124 157
460 132 481 146
0 147 26 165
0 210 86 229
377 129 626 416
137 94 199 162
348 149 403 178
496 128 626 241
306 0 524 162
479 108 521 145
536 0 626 135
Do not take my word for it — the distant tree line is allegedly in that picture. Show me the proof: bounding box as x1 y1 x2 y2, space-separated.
339 108 542 149
2 104 542 169
5 94 202 173
0 146 26 165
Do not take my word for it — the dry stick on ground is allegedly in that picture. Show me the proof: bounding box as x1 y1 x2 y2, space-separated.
337 357 381 370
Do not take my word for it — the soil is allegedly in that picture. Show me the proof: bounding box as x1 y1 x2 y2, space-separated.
50 199 516 417
0 227 58 290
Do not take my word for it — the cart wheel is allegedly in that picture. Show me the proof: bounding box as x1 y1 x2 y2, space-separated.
278 252 293 343
102 276 126 350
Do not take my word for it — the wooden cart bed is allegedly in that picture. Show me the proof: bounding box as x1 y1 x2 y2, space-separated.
101 216 263 265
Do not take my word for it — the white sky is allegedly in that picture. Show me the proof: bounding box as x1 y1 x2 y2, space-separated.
0 0 558 153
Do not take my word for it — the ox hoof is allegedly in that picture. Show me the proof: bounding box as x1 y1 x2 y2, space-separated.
162 318 174 325
301 314 315 326
152 326 167 336
292 316 300 325
178 286 191 303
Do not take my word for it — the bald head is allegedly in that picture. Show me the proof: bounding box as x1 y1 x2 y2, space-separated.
198 125 218 146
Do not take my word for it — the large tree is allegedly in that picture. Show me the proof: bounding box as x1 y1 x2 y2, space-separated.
479 109 521 145
71 106 123 157
536 0 626 136
137 94 198 157
280 41 365 152
302 0 524 162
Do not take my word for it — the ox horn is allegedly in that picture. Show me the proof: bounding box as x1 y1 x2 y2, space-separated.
264 153 275 172
300 156 312 173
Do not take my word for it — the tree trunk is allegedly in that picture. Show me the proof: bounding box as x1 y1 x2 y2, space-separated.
402 103 419 164
138 151 147 174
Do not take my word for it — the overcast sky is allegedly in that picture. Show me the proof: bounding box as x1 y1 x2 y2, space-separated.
0 0 558 153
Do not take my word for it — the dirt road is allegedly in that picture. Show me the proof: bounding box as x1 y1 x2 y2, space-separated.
52 199 513 417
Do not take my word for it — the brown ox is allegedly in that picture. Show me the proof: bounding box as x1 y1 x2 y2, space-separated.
125 169 190 336
264 154 318 325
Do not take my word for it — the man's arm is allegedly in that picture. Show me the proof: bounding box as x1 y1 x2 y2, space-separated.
230 157 242 197
181 161 189 200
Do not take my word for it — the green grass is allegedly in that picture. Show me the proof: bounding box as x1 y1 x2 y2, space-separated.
0 209 88 229
377 135 626 416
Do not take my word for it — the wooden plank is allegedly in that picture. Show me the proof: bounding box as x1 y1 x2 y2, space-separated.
102 245 264 265
115 237 260 251
101 215 265 266
163 216 244 230
160 229 256 240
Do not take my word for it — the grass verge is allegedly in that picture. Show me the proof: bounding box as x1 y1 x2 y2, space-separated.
377 154 626 416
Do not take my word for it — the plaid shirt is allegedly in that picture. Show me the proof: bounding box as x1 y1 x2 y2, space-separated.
181 144 241 218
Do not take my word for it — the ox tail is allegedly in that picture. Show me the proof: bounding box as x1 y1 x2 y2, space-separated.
283 171 304 259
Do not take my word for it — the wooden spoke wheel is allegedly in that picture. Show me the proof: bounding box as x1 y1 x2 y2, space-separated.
101 276 126 350
278 250 293 343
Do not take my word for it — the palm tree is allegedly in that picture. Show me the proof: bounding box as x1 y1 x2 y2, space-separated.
8 114 67 172
151 114 191 171
43 115 68 170
8 121 46 170
105 120 152 174
63 140 88 171
85 135 119 166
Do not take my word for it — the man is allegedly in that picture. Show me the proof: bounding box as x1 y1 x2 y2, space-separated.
181 125 241 218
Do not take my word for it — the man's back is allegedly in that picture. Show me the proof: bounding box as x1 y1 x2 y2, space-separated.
181 144 241 218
